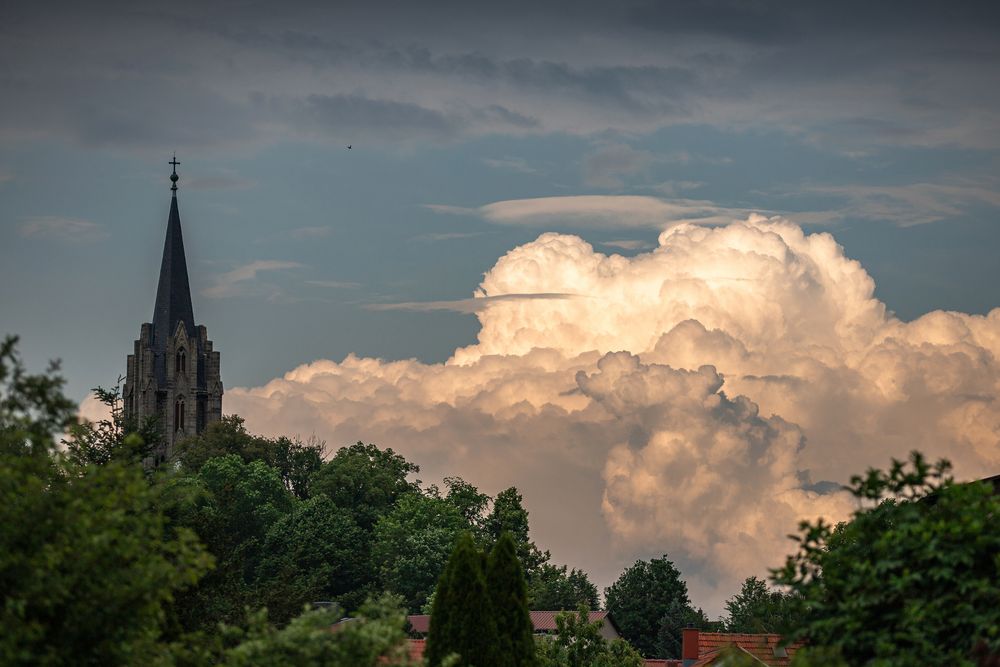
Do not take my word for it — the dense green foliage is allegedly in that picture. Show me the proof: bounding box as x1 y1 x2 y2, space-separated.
255 495 367 621
534 606 644 667
487 532 537 667
64 383 160 467
373 492 470 612
166 594 418 667
425 532 499 667
529 564 600 611
310 441 420 529
175 415 323 499
604 554 709 659
40 334 1000 666
723 576 795 634
773 452 1000 666
0 337 211 666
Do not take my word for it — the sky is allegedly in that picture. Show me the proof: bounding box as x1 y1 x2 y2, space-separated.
3 0 1000 615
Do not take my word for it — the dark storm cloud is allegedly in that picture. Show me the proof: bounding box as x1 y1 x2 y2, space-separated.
3 0 1000 149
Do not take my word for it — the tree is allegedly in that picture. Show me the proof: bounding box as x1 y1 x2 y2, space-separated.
773 452 1000 665
175 415 323 499
371 492 468 611
604 555 697 658
0 336 212 665
426 532 499 667
63 382 159 467
529 564 599 611
534 606 644 667
255 495 368 623
487 532 537 667
169 455 295 630
166 594 418 667
724 576 794 634
486 487 550 573
654 598 711 660
0 335 75 454
444 476 491 535
310 442 420 530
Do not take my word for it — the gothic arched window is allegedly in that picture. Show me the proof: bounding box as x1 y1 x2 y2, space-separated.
175 396 185 431
175 348 187 375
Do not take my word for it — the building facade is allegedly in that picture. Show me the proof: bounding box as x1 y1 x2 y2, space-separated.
123 159 222 464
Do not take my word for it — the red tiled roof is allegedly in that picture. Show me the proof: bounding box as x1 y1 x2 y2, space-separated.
644 659 681 667
406 611 613 635
407 615 431 634
408 639 425 662
529 610 610 632
694 632 803 667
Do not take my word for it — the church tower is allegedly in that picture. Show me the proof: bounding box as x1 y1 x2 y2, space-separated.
124 157 223 464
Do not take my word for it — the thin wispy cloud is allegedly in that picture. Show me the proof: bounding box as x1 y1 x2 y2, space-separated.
429 195 752 229
366 292 584 314
304 279 361 289
805 182 1000 227
18 217 107 242
413 231 490 242
202 260 303 299
482 156 539 175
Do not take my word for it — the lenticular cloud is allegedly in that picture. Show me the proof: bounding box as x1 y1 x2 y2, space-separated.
228 215 1000 609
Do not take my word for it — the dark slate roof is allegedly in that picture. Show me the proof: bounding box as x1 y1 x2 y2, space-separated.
152 193 196 352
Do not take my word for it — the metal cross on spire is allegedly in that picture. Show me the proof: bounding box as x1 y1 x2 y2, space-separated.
169 153 180 193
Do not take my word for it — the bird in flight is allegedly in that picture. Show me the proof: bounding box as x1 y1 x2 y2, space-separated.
347 145 352 150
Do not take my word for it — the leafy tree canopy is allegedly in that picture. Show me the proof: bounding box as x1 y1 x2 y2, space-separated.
175 415 322 499
0 336 212 666
773 452 1000 666
528 564 599 611
165 594 418 667
723 576 795 634
310 442 420 530
487 532 537 667
255 495 368 623
534 606 644 667
604 554 699 659
486 487 550 573
426 532 499 667
372 492 468 612
63 383 159 467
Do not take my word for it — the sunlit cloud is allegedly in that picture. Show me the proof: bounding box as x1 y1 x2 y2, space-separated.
428 195 752 229
230 215 1000 610
366 292 584 314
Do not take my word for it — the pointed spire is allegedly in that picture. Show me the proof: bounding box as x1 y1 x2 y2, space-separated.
152 156 195 351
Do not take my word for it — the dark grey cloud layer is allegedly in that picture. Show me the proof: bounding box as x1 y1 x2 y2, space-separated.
4 0 1000 150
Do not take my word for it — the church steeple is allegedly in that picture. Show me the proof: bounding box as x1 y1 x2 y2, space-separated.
151 157 195 352
124 155 223 465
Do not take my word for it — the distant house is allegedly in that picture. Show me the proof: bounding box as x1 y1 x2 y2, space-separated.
680 628 804 666
405 610 623 641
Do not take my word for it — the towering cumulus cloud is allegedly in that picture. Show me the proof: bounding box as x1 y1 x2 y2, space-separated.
229 215 1000 609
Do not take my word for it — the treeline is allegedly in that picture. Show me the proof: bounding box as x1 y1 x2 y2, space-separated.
3 336 1000 666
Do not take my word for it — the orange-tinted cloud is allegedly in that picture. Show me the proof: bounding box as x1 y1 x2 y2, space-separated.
228 215 1000 611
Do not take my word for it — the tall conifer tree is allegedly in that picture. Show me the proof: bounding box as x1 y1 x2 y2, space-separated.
487 532 536 667
425 532 499 666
